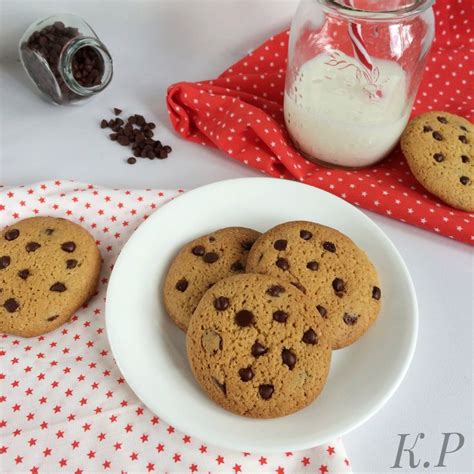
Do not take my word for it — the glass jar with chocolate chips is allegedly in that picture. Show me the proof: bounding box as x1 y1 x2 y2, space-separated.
19 14 113 105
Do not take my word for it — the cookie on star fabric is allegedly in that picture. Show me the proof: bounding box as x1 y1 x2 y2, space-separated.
246 221 381 350
0 217 101 337
163 227 261 332
401 111 473 212
186 273 331 418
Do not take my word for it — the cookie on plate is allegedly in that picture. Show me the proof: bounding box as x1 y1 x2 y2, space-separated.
163 227 261 332
186 273 331 418
246 221 381 350
0 217 101 337
401 111 473 211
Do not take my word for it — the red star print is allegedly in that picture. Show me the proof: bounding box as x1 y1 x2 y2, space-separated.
146 463 155 472
63 367 71 374
74 470 83 474
77 374 85 381
183 435 191 444
0 446 8 454
11 357 19 365
51 381 60 388
319 465 328 474
199 445 207 453
26 412 34 421
106 390 113 398
285 451 293 457
140 434 149 443
56 430 64 438
117 377 125 384
0 395 5 402
11 380 19 388
15 455 23 464
98 432 106 441
233 464 242 473
53 404 61 413
87 450 95 459
24 366 32 373
124 423 133 433
12 404 21 412
43 448 52 457
344 458 350 466
216 456 225 465
30 467 39 474
103 370 111 376
71 440 80 449
259 456 267 465
40 421 48 429
103 460 111 469
67 414 76 422
0 420 6 428
276 467 285 474
25 387 33 396
109 414 118 423
190 464 198 473
130 452 138 461
120 400 128 407
173 453 181 463
82 423 91 431
28 438 37 446
12 212 19 219
327 446 335 456
37 372 45 380
136 407 144 415
167 426 175 434
36 352 44 359
114 442 122 450
301 457 310 466
156 443 165 453
65 389 73 397
13 429 21 436
79 397 88 406
58 458 67 467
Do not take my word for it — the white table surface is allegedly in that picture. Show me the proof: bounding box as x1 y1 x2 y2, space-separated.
0 1 472 473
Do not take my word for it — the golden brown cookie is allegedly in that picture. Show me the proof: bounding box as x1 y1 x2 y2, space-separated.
246 221 381 350
0 217 101 337
401 111 473 211
163 227 261 332
186 273 331 418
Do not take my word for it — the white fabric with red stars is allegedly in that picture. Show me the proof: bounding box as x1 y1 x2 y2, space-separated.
0 181 351 474
167 0 473 245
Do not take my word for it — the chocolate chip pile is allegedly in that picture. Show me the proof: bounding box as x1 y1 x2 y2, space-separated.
100 108 172 164
21 21 104 103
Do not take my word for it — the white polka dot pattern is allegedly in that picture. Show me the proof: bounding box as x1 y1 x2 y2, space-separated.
167 0 473 245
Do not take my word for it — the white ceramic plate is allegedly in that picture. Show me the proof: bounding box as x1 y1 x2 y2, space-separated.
106 177 417 453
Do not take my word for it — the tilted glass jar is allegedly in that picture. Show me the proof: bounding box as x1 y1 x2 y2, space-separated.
284 0 435 169
19 13 113 105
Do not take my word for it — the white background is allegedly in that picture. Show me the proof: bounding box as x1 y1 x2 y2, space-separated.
0 1 472 473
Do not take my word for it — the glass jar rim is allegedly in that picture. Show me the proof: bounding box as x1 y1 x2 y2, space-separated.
317 0 435 20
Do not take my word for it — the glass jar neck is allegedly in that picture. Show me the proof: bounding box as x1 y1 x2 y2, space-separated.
59 36 113 97
318 0 434 19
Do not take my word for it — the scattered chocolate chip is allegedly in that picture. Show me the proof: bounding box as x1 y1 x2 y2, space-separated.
127 157 136 165
343 313 358 325
461 155 470 163
212 378 226 395
276 257 289 270
191 245 205 256
282 348 297 370
273 310 288 323
0 256 10 270
437 116 448 124
114 108 122 116
25 242 41 252
299 230 312 240
4 229 19 241
50 282 66 292
433 153 445 162
209 236 216 242
291 281 306 294
273 239 287 251
259 384 274 400
241 240 254 251
306 261 319 271
316 305 327 318
235 310 254 327
214 296 229 311
460 176 470 185
460 125 468 132
231 261 244 272
251 341 267 357
176 279 188 292
100 119 108 128
432 131 443 141
18 269 30 280
332 278 345 295
148 122 156 129
372 286 381 300
423 125 433 132
4 298 19 313
239 367 254 382
203 252 219 263
66 259 78 269
459 135 468 144
266 285 285 297
302 328 318 345
323 241 336 252
61 241 76 253
109 133 118 141
47 315 59 322
45 228 55 235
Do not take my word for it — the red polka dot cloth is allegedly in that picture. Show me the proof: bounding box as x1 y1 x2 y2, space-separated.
0 182 351 473
167 0 473 245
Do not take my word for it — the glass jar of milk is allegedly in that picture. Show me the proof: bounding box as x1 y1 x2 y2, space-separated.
284 0 435 168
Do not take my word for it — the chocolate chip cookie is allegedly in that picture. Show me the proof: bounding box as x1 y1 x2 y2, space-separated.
186 273 331 418
246 221 381 349
0 217 101 337
163 227 261 331
401 111 473 211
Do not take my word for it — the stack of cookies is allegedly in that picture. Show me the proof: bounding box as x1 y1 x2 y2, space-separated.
164 221 382 419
